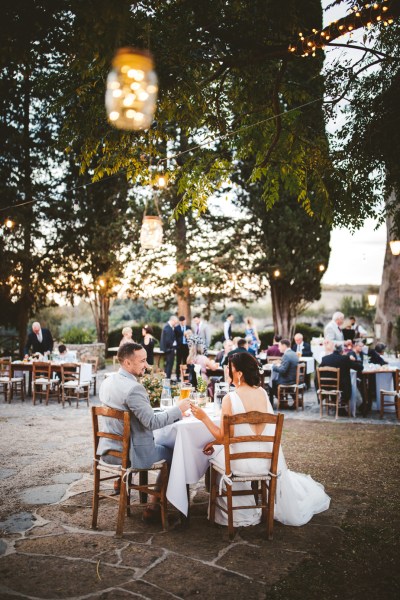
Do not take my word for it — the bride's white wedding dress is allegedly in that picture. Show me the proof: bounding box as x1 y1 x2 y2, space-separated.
209 391 330 527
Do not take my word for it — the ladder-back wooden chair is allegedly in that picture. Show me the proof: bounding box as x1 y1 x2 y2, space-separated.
317 367 344 419
277 362 306 411
82 355 99 396
0 358 25 403
209 411 284 540
91 406 169 536
32 361 60 405
379 369 400 420
61 363 90 408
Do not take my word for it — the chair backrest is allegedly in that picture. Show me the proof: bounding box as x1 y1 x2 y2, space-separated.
394 369 400 394
91 406 130 469
317 367 340 392
180 364 190 383
222 412 284 477
297 362 306 386
267 356 281 364
0 358 12 378
82 355 99 373
186 363 197 388
33 361 51 379
61 363 80 384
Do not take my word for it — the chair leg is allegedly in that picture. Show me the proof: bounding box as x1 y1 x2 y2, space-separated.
226 484 235 540
266 480 276 540
91 465 100 529
116 485 128 537
380 392 384 419
209 467 218 525
160 463 169 531
261 480 267 523
45 384 50 406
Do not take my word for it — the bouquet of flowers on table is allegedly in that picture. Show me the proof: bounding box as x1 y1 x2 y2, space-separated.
140 372 179 407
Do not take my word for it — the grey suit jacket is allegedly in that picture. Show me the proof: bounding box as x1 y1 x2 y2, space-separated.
98 368 182 468
324 321 344 344
197 321 211 347
272 349 299 385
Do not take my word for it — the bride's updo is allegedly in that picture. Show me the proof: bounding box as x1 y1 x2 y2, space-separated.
228 352 261 387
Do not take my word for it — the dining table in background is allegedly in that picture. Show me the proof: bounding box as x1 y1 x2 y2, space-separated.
11 361 92 397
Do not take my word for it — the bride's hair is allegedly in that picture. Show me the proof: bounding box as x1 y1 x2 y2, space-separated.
228 352 261 387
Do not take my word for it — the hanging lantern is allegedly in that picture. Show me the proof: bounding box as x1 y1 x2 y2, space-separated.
105 47 158 131
140 216 163 250
389 240 400 256
367 294 377 307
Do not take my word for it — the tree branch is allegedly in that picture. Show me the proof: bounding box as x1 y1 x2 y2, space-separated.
257 60 287 169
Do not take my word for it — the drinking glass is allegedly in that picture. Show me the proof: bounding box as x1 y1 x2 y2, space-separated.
179 383 192 400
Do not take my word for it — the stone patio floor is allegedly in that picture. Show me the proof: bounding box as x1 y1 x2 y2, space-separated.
0 376 399 600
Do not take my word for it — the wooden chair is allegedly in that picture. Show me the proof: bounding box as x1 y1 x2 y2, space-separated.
91 406 169 536
317 367 345 419
0 358 25 403
82 355 99 395
277 362 306 411
32 362 60 405
379 369 400 420
61 363 90 408
209 411 284 540
180 364 191 384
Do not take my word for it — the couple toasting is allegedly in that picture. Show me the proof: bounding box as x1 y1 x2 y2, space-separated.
99 342 330 527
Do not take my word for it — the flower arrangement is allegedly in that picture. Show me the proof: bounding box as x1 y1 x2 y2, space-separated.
197 376 207 395
140 372 179 407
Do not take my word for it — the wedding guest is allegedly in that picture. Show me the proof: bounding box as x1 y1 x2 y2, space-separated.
368 343 388 366
142 325 155 366
187 343 219 380
266 334 283 357
222 338 249 366
185 328 208 355
244 316 260 356
119 326 134 347
223 313 234 341
291 333 312 357
160 315 179 378
320 340 363 413
347 339 365 366
324 312 345 343
24 321 54 357
349 316 368 338
98 342 189 522
192 314 211 349
267 339 298 406
216 340 234 367
175 316 191 380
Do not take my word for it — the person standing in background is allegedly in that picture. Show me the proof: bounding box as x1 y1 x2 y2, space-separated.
160 315 179 378
192 314 211 349
244 316 260 356
223 313 234 341
142 325 155 366
24 322 54 357
175 316 191 380
119 326 134 347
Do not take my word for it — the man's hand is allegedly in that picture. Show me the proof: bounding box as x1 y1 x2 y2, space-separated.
203 441 215 455
349 355 356 361
178 398 190 414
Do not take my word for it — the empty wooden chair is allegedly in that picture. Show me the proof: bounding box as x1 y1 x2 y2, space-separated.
82 355 99 395
91 406 169 536
61 363 90 408
0 358 25 403
277 362 306 411
317 367 344 419
209 411 284 540
379 369 400 420
32 361 60 405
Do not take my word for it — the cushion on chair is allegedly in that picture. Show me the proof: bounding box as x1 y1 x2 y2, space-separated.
34 378 51 384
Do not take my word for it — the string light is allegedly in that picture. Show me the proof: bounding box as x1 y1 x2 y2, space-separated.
4 219 14 229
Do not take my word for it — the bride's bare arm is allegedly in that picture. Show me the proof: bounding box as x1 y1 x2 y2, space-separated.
190 394 232 444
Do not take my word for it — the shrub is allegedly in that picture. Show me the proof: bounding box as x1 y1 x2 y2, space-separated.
62 326 96 344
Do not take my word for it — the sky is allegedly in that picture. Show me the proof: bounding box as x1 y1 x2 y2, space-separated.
319 0 386 285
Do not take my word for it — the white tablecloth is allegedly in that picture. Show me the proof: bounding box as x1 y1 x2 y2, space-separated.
154 408 219 515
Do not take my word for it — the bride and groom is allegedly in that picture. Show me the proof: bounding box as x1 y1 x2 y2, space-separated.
190 352 330 528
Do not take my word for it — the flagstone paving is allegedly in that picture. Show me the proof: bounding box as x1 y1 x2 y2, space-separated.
0 381 399 599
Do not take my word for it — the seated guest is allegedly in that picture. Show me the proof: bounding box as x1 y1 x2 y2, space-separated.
324 312 345 344
215 340 234 367
266 334 283 357
368 343 388 366
24 321 54 357
347 339 365 365
291 333 312 357
267 339 298 405
57 344 76 362
320 340 363 412
187 343 219 380
222 338 249 366
120 326 134 347
98 342 190 522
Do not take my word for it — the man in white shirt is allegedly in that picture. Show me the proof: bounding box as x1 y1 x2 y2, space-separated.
324 312 345 344
223 314 234 341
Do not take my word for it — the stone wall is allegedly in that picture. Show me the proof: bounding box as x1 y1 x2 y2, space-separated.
58 343 106 369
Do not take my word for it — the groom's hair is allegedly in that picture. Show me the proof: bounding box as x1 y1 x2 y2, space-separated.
117 342 143 363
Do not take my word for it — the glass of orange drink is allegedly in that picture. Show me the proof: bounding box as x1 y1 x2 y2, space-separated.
179 384 192 400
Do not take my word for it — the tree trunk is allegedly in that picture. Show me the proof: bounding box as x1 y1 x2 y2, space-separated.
90 293 110 346
175 214 191 321
270 281 296 339
375 206 400 348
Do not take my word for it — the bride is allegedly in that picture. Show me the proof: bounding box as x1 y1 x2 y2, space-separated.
190 352 330 527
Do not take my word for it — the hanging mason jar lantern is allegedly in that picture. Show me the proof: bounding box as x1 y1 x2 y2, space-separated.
140 216 163 250
389 240 400 256
105 47 158 131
